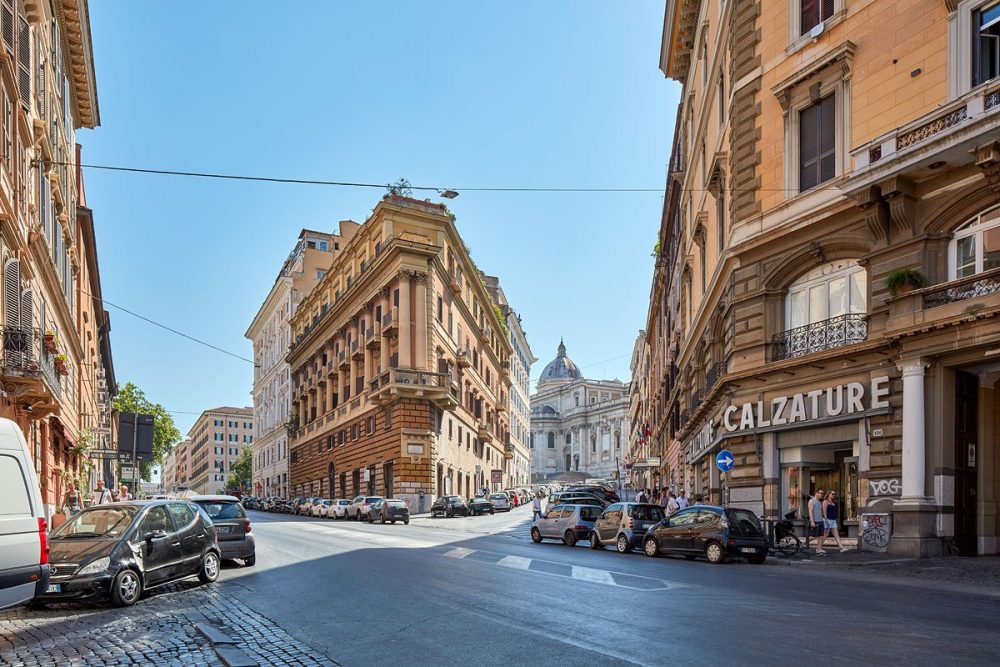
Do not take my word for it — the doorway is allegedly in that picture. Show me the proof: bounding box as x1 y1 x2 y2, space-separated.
955 371 979 556
328 463 336 499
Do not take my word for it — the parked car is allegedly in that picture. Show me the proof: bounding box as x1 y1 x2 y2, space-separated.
310 499 333 518
489 493 512 512
547 492 607 510
368 499 410 524
347 496 383 520
566 485 620 504
641 505 768 564
189 495 256 567
431 495 469 518
468 498 495 516
531 504 604 546
0 419 50 611
39 500 221 607
299 498 321 516
329 499 351 519
589 503 665 553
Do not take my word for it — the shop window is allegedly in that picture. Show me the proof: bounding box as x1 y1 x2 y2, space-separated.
949 203 1000 279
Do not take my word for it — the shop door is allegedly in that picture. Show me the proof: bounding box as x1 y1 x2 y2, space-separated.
955 371 978 556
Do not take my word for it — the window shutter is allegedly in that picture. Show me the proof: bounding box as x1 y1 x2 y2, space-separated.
35 32 43 119
799 95 836 191
4 258 20 328
39 167 48 239
818 94 836 184
0 0 13 54
800 0 819 35
822 0 835 21
16 15 29 108
20 288 31 330
799 103 819 191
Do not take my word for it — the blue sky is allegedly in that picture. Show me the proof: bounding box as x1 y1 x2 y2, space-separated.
81 1 678 436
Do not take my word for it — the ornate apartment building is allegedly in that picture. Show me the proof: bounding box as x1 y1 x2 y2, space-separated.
246 225 357 499
287 195 515 512
186 407 253 495
644 0 1000 557
0 0 116 519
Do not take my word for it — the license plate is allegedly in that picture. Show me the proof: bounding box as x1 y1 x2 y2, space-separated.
740 547 757 554
216 526 233 533
46 584 61 593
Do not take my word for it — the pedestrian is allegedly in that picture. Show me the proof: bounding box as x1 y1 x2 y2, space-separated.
636 488 647 503
823 491 849 553
119 484 132 501
63 481 82 517
808 487 826 555
91 479 112 505
665 491 680 515
531 493 542 521
693 495 704 505
676 490 690 509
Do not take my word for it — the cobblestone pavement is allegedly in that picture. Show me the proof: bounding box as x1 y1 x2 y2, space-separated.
0 577 337 667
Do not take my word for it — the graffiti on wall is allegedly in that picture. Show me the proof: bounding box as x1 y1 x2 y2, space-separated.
862 513 890 551
868 478 900 497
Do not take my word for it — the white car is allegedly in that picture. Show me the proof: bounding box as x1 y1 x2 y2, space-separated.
347 495 383 520
0 419 49 610
489 493 512 512
311 499 333 518
331 499 352 519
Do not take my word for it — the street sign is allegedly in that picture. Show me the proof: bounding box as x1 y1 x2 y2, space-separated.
491 469 502 484
89 449 119 459
716 450 735 473
121 466 135 478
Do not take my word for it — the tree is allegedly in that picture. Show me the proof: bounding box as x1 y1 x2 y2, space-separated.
112 382 181 482
385 178 413 197
227 449 252 495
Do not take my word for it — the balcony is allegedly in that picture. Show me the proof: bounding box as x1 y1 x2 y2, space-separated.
1 326 62 417
771 314 868 362
923 268 1000 309
338 351 350 370
351 340 364 360
478 422 493 443
382 308 398 336
365 325 380 349
887 268 1000 334
456 348 471 368
503 436 514 460
448 269 462 295
368 368 450 405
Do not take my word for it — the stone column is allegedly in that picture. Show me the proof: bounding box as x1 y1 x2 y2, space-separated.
379 288 390 372
897 359 931 503
414 274 428 370
399 274 412 368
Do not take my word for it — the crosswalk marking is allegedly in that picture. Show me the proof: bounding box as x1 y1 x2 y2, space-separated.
497 555 532 570
445 547 474 558
570 565 617 586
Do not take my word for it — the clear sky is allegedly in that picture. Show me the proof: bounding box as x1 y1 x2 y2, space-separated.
80 1 678 436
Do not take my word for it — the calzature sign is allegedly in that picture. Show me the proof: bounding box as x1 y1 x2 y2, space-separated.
722 377 890 433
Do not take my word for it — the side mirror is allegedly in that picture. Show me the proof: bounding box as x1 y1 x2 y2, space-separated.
145 529 167 541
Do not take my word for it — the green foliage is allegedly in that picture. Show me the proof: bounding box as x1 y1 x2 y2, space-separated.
113 382 181 482
285 414 300 438
885 268 927 296
494 304 510 338
227 449 253 494
385 178 413 197
652 240 661 257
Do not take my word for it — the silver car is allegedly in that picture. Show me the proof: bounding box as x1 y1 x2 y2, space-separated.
489 493 512 512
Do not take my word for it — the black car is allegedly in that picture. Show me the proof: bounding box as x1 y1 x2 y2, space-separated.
548 492 607 508
566 485 620 504
38 501 221 606
468 498 495 516
641 505 768 564
369 499 410 524
190 495 256 566
431 495 469 518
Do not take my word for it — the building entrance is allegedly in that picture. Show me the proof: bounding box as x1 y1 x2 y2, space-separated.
955 371 979 556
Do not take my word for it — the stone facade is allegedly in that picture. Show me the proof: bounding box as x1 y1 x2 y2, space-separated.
186 407 253 495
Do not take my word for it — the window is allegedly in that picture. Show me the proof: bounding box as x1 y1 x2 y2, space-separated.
229 447 238 456
316 270 326 280
717 68 725 128
799 94 836 192
716 181 726 255
565 433 571 445
229 433 237 442
213 419 222 427
214 432 223 441
229 421 237 428
786 261 866 329
950 204 1000 279
800 0 835 35
547 432 555 449
974 1 1000 86
214 447 223 455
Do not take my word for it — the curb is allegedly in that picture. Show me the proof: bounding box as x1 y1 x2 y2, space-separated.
195 622 258 667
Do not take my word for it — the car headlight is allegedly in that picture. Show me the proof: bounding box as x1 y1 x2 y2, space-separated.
77 557 111 576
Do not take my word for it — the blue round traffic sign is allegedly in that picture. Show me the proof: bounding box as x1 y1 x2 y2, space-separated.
716 450 735 472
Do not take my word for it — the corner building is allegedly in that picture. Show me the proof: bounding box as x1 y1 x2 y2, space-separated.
650 0 1000 557
287 196 513 513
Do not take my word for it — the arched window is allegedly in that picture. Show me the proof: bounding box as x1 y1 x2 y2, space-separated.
786 260 866 330
547 432 555 449
950 204 1000 279
565 433 571 445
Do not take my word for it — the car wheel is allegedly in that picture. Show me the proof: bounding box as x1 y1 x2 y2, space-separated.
404 519 409 525
390 520 395 524
616 534 630 554
111 569 142 607
590 532 602 550
748 553 767 565
199 551 221 584
563 531 577 547
705 541 725 564
244 554 256 567
446 510 453 518
531 527 543 543
643 537 659 558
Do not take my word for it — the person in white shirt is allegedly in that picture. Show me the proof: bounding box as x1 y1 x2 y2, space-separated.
531 494 542 521
676 490 690 509
91 480 112 505
118 485 131 501
666 492 680 515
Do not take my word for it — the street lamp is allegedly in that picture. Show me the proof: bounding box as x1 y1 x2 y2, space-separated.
440 189 459 199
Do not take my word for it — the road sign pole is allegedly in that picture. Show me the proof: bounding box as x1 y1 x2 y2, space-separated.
131 413 138 495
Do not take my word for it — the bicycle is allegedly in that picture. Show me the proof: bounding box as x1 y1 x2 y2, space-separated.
768 512 803 556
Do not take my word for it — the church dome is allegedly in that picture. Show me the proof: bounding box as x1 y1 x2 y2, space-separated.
538 339 582 385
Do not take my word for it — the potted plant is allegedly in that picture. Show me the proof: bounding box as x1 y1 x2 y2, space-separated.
54 354 69 375
43 330 58 353
886 268 928 297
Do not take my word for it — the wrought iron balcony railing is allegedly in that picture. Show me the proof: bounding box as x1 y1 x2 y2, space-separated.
1 325 62 396
771 314 868 361
922 268 1000 308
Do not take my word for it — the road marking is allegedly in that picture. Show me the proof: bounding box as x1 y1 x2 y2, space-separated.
571 565 616 586
445 547 474 558
497 555 532 570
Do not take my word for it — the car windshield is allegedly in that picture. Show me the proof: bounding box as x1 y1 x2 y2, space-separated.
52 506 138 539
387 500 406 507
339 500 350 506
490 494 507 500
630 505 665 521
194 501 245 520
365 497 381 503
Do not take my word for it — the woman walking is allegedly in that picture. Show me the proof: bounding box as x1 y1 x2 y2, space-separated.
63 482 82 517
823 491 849 553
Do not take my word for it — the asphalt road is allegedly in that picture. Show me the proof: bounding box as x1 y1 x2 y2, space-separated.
214 507 1000 666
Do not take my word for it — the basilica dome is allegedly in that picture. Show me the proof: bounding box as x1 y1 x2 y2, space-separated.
537 339 583 386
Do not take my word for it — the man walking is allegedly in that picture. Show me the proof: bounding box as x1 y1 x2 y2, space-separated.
91 480 112 506
677 490 690 509
531 493 542 521
808 488 826 555
666 491 680 515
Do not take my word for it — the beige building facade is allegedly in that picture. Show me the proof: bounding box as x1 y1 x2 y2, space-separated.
287 195 513 512
646 0 1000 557
187 407 253 495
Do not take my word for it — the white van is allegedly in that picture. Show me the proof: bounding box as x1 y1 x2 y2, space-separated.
0 418 50 610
